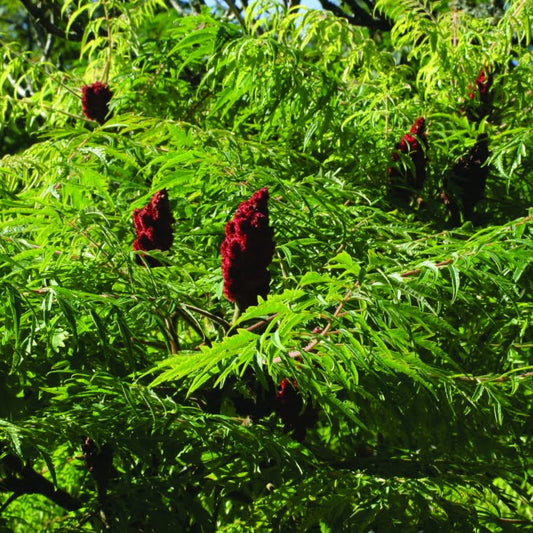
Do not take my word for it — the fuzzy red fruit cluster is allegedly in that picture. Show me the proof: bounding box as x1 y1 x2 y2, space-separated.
275 378 317 442
388 117 428 201
81 81 113 124
468 70 492 103
221 187 275 310
466 69 493 121
133 189 174 267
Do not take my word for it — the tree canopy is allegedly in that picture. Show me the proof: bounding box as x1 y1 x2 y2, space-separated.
1 0 533 531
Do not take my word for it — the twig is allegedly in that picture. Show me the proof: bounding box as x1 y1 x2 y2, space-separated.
18 0 83 41
102 1 112 84
0 455 81 512
0 493 20 515
399 259 454 278
449 370 533 383
276 250 289 280
245 313 278 332
1 93 95 123
168 0 186 15
5 72 30 98
164 316 180 354
510 0 528 19
182 303 231 330
452 9 458 48
270 213 533 365
131 337 167 350
273 282 359 364
224 0 246 30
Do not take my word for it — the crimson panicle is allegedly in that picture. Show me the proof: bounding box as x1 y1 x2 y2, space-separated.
275 378 317 442
468 70 492 103
221 187 275 310
388 117 428 201
466 69 493 121
133 189 174 267
81 81 113 124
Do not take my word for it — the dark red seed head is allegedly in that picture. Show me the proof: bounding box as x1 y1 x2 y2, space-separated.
468 69 492 103
410 116 426 136
221 188 275 310
133 189 174 267
81 81 113 124
442 134 489 223
388 117 428 199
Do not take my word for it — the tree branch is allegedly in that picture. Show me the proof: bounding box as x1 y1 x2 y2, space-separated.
0 454 81 512
318 0 391 31
18 0 91 42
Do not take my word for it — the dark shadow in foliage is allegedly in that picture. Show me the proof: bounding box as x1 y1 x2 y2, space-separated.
191 366 318 443
481 171 533 225
81 437 116 503
193 365 278 422
275 378 318 442
441 134 490 226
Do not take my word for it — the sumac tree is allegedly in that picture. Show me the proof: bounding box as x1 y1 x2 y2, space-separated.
0 0 533 531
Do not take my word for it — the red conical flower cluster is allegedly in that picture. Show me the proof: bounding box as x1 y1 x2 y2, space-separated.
388 117 428 201
133 189 174 267
275 378 317 442
468 69 492 103
221 187 275 310
465 69 493 122
81 81 113 125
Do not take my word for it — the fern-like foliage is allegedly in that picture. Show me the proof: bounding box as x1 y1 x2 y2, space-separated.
0 0 533 531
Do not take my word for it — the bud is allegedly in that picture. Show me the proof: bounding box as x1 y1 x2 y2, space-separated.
133 189 174 267
221 187 275 310
81 81 113 124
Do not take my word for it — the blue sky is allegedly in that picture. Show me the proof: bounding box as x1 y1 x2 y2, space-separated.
207 0 324 12
300 0 323 9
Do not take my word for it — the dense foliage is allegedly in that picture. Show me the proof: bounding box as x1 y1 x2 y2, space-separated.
1 0 533 531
